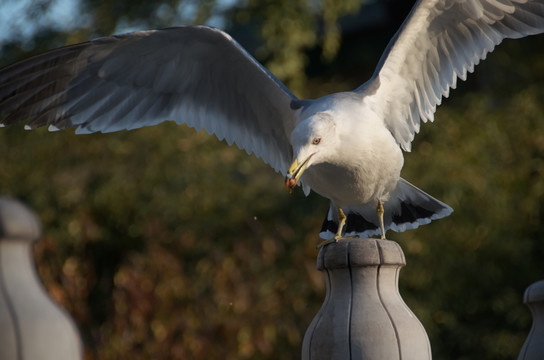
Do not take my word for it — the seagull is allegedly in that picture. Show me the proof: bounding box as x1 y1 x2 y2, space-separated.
1 0 544 245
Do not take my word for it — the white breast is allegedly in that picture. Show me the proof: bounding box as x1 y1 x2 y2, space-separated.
302 117 404 208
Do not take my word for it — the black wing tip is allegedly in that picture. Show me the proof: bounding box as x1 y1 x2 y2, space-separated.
319 200 453 240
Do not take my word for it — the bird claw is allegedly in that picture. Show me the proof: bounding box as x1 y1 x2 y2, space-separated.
316 234 359 249
316 238 337 249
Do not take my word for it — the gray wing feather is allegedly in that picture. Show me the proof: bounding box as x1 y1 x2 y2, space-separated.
358 0 544 151
0 26 298 174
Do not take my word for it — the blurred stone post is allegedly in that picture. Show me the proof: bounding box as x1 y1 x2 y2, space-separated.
0 197 83 360
302 238 431 360
518 280 544 360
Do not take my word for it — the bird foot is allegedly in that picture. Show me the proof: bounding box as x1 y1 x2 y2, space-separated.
316 238 337 249
316 234 358 249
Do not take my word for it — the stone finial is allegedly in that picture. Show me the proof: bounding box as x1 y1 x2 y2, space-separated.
0 197 83 360
518 280 544 360
0 197 41 240
302 238 431 360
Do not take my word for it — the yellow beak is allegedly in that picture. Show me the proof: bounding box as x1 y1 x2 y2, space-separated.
284 155 313 193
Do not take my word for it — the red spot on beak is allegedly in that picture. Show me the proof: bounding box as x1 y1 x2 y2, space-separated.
285 178 297 194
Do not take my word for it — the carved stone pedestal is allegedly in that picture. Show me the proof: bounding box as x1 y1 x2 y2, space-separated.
518 280 544 360
302 238 431 360
0 197 83 360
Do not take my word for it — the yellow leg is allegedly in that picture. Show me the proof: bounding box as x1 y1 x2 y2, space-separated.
335 208 347 240
316 208 347 249
376 200 386 240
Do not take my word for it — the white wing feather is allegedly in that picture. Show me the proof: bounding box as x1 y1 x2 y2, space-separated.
359 0 544 151
0 26 298 174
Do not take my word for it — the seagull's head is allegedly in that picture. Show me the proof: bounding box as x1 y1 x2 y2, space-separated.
285 112 337 192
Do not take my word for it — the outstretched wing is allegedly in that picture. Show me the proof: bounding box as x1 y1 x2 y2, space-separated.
359 0 544 151
0 26 298 174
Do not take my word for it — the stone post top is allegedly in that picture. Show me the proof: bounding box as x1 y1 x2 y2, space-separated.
523 280 544 304
317 238 406 270
0 197 42 241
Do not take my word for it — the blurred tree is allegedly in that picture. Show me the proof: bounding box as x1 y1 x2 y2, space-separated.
1 0 544 359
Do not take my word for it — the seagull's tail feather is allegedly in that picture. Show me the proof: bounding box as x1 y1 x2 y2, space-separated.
319 178 453 239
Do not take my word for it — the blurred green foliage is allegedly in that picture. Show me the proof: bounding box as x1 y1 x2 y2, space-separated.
1 1 544 359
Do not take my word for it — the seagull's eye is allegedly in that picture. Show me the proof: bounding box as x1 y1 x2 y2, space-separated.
312 137 321 145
